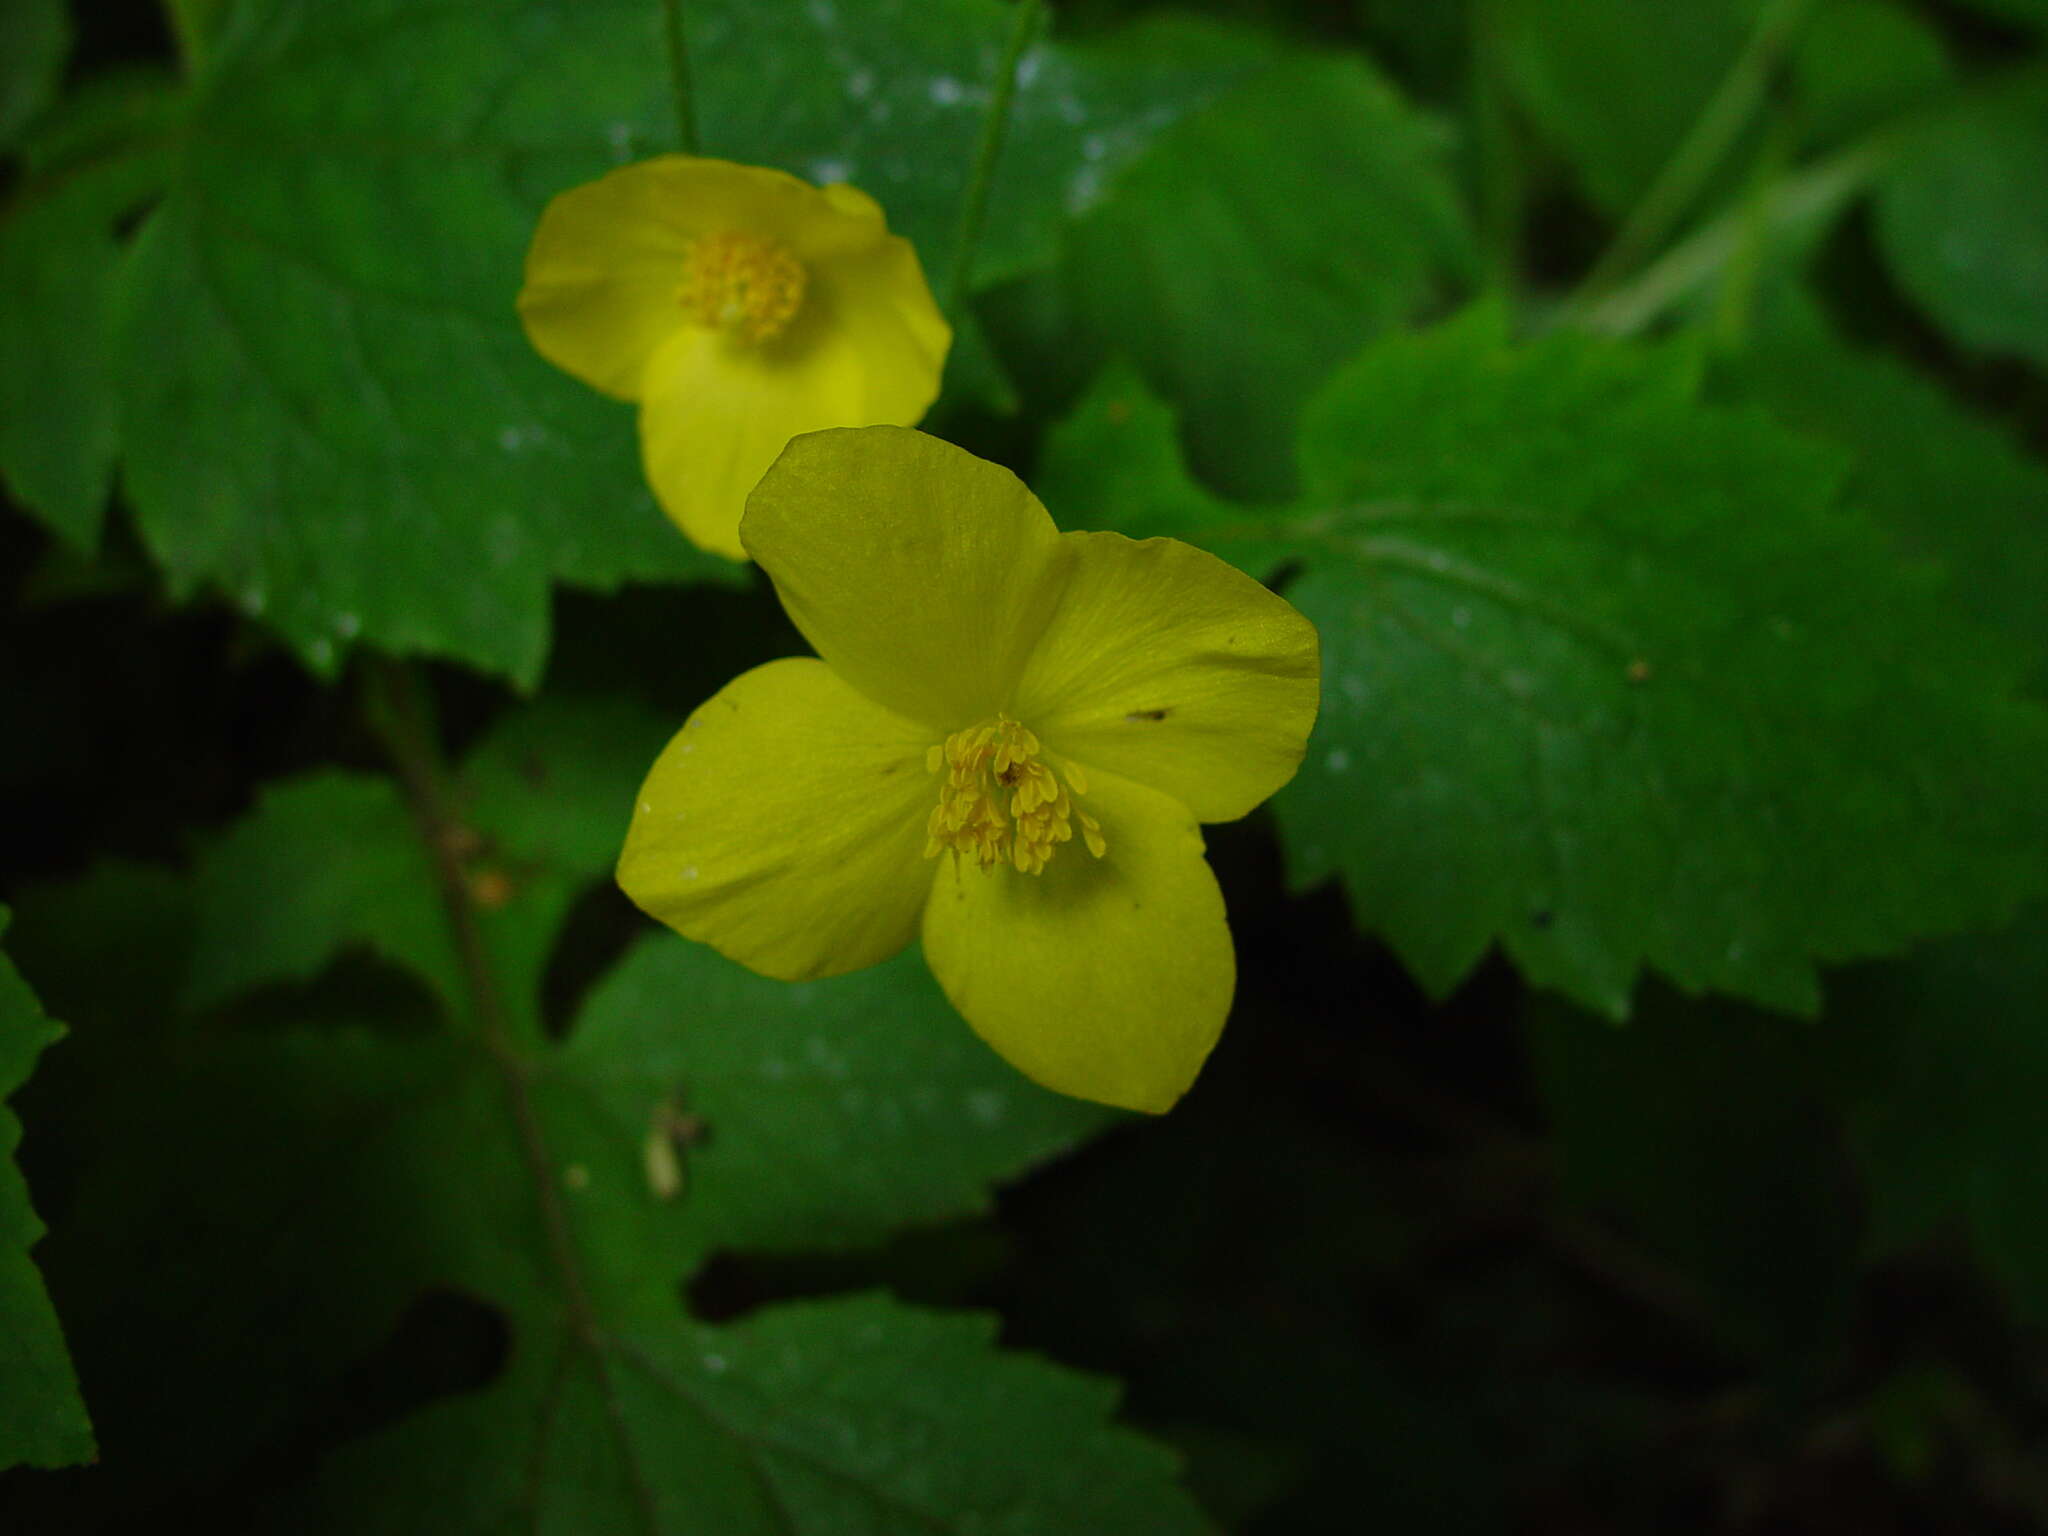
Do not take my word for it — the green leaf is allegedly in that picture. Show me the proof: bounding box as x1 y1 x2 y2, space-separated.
699 7 1269 295
182 771 452 1013
1711 293 2048 676
45 928 1136 1527
0 0 68 148
1874 73 2048 371
557 935 1115 1266
299 1291 1210 1535
0 134 171 549
184 693 675 1030
1826 906 2048 1322
94 678 1152 1524
0 908 96 1471
1494 0 1748 216
1045 320 2048 1015
113 0 1259 684
1035 358 1239 540
1789 0 1953 149
1495 0 1943 220
1063 55 1476 499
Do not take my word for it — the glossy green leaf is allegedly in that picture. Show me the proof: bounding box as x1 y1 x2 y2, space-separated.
1064 54 1475 498
41 924 1138 1529
183 693 674 1032
112 0 1260 684
1790 0 1952 148
0 136 170 549
1494 0 1747 216
1495 0 1943 221
1874 73 2048 371
87 670 1152 1526
1711 294 2048 677
298 1291 1210 1535
1045 320 2048 1015
182 771 452 1013
0 908 95 1472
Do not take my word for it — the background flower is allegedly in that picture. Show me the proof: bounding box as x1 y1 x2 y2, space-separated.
518 156 950 558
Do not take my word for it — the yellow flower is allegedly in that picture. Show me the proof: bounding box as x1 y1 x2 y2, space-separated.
617 428 1321 1112
517 156 951 559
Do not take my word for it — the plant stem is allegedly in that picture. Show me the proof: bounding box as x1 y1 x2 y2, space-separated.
1570 0 1817 309
1568 131 1898 338
361 656 661 1532
946 0 1044 316
1711 109 1798 352
661 0 700 154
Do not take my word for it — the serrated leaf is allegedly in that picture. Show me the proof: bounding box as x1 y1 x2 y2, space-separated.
41 930 1130 1526
1874 72 2048 371
113 0 1258 683
699 6 1269 294
0 141 170 548
299 1292 1210 1535
1711 293 2048 674
81 681 1144 1523
182 771 454 1013
1064 54 1476 499
183 693 674 1031
0 908 96 1472
1044 320 2048 1015
558 936 1114 1267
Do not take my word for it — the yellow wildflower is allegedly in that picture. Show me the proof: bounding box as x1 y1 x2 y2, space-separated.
517 156 951 559
617 428 1320 1113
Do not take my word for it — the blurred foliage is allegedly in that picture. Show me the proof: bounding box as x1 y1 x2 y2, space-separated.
3 0 2048 1530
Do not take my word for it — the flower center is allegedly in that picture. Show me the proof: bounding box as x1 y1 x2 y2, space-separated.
677 230 807 343
924 715 1105 876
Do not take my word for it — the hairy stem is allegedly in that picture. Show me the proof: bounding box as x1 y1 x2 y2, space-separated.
946 0 1044 316
362 657 660 1534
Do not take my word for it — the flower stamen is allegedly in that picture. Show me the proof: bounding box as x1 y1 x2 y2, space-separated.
925 715 1104 876
677 230 807 343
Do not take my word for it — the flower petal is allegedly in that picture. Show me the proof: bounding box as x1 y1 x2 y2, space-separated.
920 768 1233 1113
1017 532 1320 822
618 657 936 981
520 157 783 399
518 156 937 403
636 221 950 560
638 328 855 560
744 427 1073 731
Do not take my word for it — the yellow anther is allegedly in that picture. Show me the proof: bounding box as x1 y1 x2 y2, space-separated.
924 714 1105 876
677 230 807 343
